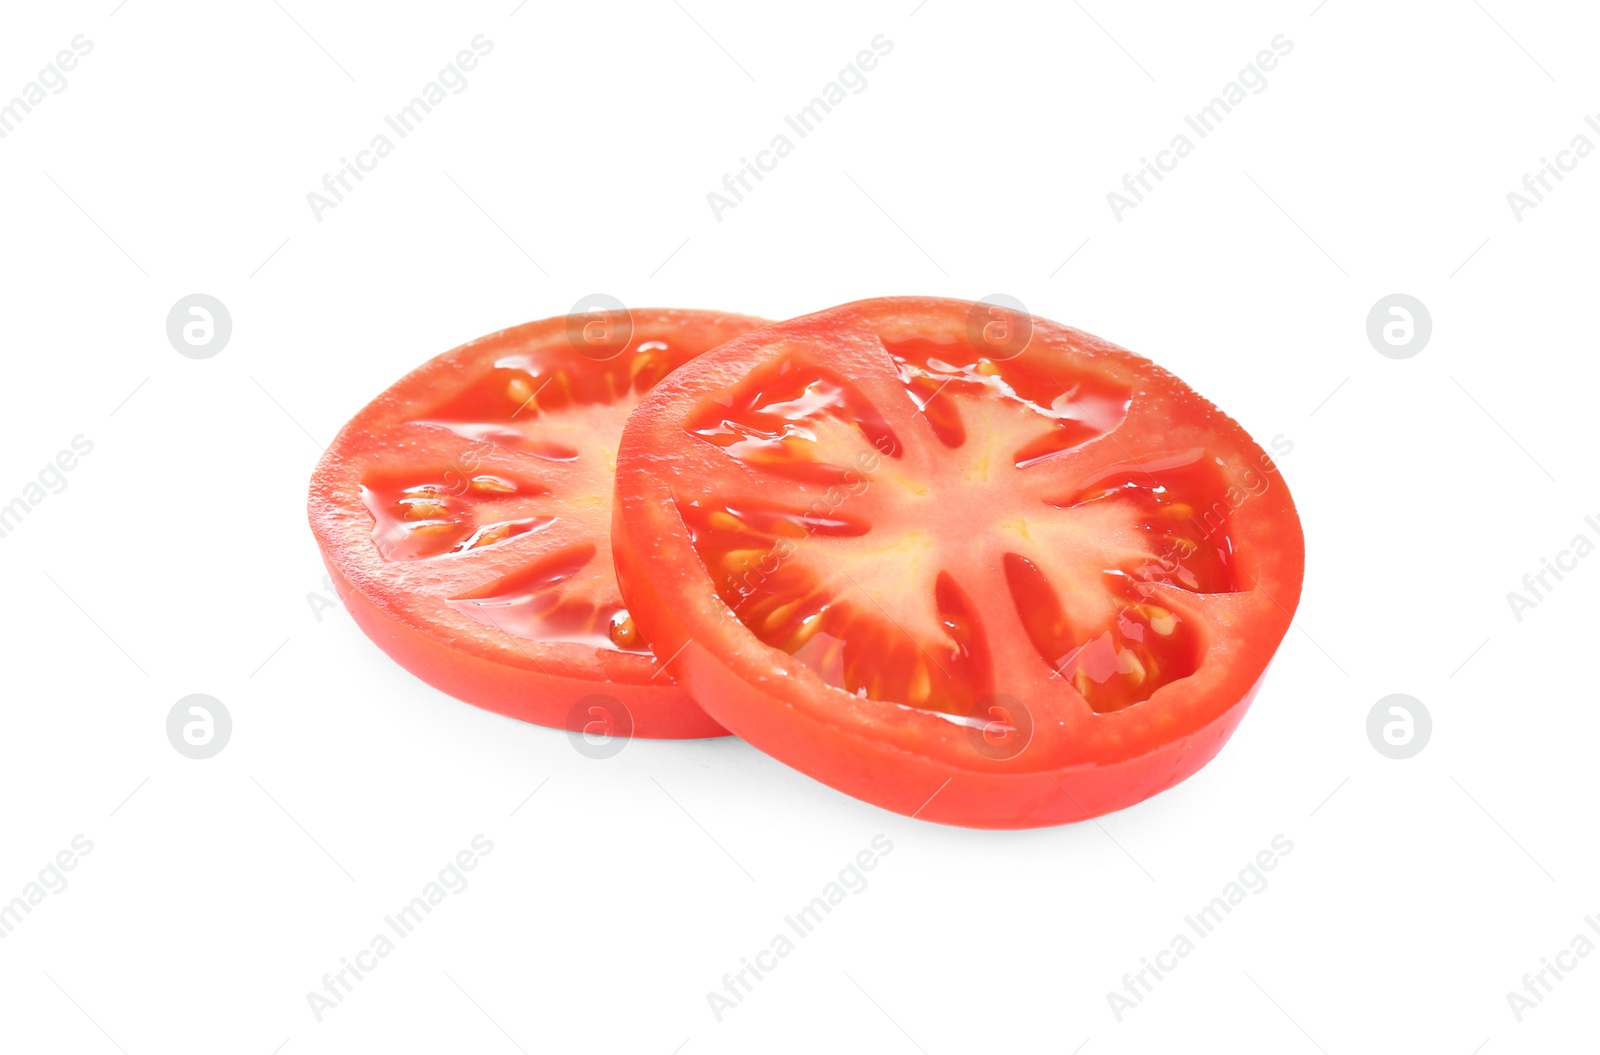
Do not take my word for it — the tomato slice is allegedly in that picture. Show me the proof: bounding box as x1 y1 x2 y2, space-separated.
612 297 1304 825
308 309 767 737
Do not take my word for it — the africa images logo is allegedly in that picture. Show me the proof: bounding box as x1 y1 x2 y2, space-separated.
1504 112 1600 222
0 35 93 140
705 835 893 1021
1106 35 1294 221
0 436 94 542
1504 512 1600 622
706 35 894 221
305 36 495 222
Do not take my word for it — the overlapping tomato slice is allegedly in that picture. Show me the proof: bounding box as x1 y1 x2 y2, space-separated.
307 309 767 737
612 297 1304 825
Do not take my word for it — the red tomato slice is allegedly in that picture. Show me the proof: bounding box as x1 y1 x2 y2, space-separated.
612 297 1304 825
308 309 768 738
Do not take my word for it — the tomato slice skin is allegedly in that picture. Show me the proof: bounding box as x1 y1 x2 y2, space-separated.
612 297 1305 825
308 309 767 738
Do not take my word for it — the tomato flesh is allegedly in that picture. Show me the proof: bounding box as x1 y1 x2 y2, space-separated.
612 297 1304 825
308 309 767 737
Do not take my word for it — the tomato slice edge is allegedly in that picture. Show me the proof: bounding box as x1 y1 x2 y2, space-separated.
612 297 1305 811
309 308 769 737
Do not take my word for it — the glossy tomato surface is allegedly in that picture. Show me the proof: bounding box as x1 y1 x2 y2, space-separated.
309 309 767 737
612 297 1304 824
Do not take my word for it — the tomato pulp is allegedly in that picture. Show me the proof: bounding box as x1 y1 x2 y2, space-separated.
308 309 767 737
612 297 1304 825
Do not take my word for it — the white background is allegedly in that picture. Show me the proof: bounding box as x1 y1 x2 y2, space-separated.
1 0 1595 1051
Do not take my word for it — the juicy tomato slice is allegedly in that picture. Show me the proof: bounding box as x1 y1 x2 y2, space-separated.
308 309 768 737
612 297 1304 824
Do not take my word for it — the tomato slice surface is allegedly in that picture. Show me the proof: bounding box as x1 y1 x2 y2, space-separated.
308 309 767 737
612 297 1304 823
